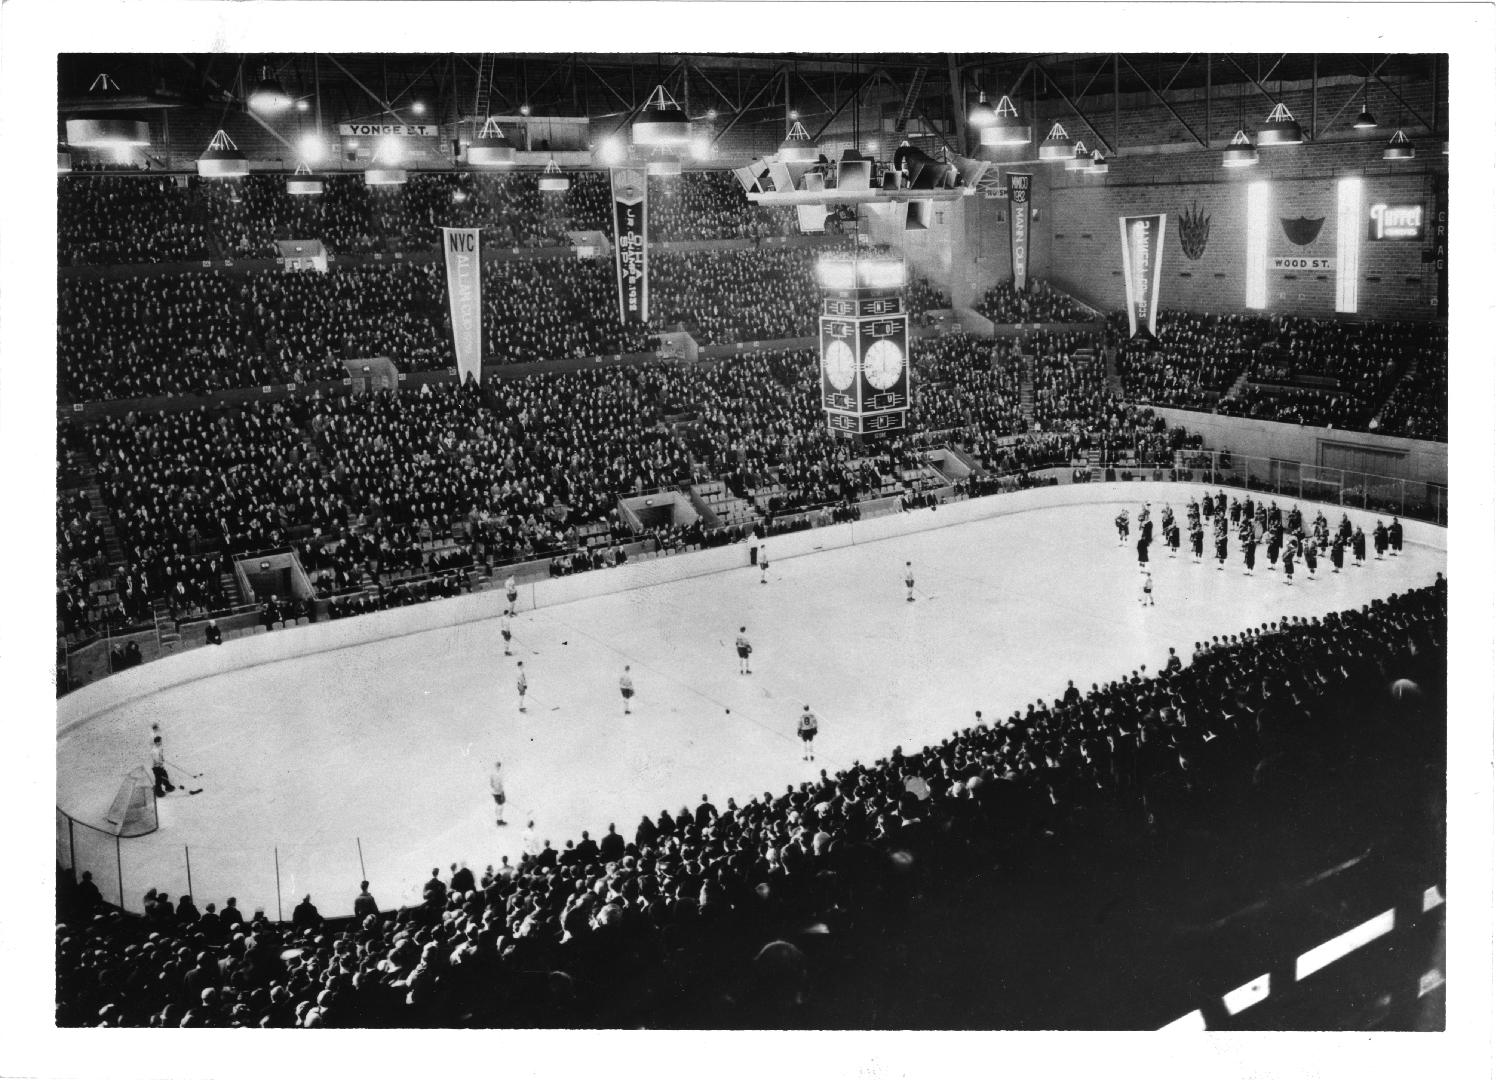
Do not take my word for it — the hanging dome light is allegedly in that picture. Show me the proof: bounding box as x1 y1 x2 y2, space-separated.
1382 129 1415 161
1064 139 1092 172
1222 128 1259 168
1086 149 1109 175
778 119 819 163
633 85 693 147
248 68 294 114
364 136 407 185
646 153 682 178
968 89 998 128
197 130 249 178
66 74 151 148
1039 123 1073 162
1256 102 1304 147
286 160 324 195
1352 76 1376 130
467 116 516 167
538 157 571 192
66 117 151 148
979 95 1030 147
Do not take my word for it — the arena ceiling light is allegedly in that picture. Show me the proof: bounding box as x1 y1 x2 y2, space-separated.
1086 149 1109 175
286 160 324 196
538 157 571 192
467 116 516 167
65 74 152 149
1222 128 1258 168
364 135 407 186
633 85 693 147
364 168 408 186
646 153 682 178
979 95 1030 147
296 132 327 166
777 120 819 163
968 89 998 128
595 133 627 166
1351 75 1377 130
196 130 249 178
1038 122 1073 162
65 117 151 149
1064 139 1092 172
1382 128 1415 161
248 67 294 115
1255 102 1304 147
814 250 906 291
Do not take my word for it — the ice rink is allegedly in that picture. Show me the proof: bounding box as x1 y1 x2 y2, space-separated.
56 498 1445 918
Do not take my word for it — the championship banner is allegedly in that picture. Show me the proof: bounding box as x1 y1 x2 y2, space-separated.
1007 173 1033 292
1119 213 1167 338
441 228 483 385
610 167 649 323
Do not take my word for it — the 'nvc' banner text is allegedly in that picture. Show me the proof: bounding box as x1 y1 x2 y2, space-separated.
441 228 483 385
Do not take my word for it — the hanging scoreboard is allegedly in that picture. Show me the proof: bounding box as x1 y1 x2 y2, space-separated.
817 257 911 435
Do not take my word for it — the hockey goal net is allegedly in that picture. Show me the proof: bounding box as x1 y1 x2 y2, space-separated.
103 766 158 837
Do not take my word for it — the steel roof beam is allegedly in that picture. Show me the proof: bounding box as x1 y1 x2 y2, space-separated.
1119 54 1206 148
1031 59 1117 155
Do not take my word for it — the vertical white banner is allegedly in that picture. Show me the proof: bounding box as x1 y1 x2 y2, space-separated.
1118 214 1166 337
1245 182 1270 310
1335 176 1362 313
441 227 482 385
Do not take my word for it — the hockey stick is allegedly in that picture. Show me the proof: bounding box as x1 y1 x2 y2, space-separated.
164 757 203 779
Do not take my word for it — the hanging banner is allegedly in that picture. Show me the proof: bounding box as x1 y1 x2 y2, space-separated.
1119 214 1167 338
610 167 649 323
441 227 483 385
1007 172 1032 292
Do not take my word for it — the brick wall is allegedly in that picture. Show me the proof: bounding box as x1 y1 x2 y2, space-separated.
1042 139 1446 320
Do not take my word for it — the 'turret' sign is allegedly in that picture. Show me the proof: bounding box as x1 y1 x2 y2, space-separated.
1368 203 1424 240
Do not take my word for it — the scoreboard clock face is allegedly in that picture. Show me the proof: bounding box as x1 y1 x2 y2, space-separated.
863 339 904 390
824 339 856 390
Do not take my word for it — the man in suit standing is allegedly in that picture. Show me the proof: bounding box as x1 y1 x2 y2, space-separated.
599 823 625 863
353 881 380 920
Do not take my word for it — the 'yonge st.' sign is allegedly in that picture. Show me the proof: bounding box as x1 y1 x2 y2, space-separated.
1368 203 1424 240
337 123 439 137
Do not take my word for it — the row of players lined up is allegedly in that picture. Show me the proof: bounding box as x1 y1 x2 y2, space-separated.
1118 492 1405 580
485 552 925 800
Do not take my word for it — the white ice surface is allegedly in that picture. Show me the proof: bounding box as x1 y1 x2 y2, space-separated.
57 501 1444 917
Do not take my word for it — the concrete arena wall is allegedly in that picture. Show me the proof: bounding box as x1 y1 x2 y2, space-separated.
1148 408 1450 487
57 482 1446 740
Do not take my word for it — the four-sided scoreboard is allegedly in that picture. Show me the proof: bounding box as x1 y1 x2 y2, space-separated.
816 252 910 435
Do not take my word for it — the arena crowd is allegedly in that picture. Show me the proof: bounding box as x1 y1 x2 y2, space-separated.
56 580 1446 1027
